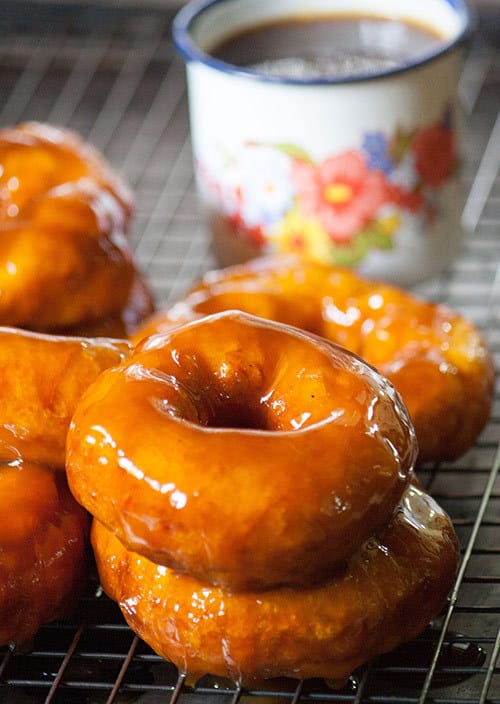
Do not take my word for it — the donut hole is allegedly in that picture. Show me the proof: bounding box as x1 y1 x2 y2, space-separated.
204 396 269 430
141 312 383 436
186 350 351 434
181 359 279 431
199 386 331 433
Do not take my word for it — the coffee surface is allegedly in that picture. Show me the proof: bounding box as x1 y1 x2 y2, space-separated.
210 15 444 79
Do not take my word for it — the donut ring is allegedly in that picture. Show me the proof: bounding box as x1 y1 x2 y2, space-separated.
0 460 89 648
67 311 416 590
58 272 155 339
92 481 459 685
0 325 130 647
133 255 495 463
0 122 152 331
0 327 131 468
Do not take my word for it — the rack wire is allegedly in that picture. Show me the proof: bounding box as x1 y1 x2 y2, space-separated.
0 2 498 703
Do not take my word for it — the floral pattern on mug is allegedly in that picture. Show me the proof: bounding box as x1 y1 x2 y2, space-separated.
197 108 457 265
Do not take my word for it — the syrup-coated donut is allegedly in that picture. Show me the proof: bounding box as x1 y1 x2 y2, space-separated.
0 121 153 332
0 327 131 468
59 272 155 339
0 460 89 648
0 326 131 646
133 256 494 463
92 481 459 685
67 311 417 590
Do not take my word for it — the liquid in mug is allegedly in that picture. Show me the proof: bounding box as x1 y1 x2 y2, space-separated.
209 14 445 79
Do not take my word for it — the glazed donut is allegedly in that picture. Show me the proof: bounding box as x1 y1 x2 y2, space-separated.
92 480 459 685
133 255 495 463
0 121 153 332
0 460 89 648
67 311 417 590
0 327 131 468
58 272 155 339
0 326 132 646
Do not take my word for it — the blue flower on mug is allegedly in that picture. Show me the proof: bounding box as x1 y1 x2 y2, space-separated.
362 132 393 175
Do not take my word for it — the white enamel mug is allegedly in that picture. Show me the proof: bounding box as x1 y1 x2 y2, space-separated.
173 0 473 286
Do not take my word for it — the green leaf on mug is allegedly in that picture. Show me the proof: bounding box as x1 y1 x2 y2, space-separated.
274 143 314 163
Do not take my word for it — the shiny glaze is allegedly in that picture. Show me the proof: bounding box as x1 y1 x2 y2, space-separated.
92 481 459 684
133 255 495 462
0 460 89 648
59 272 155 339
67 311 417 590
0 122 153 331
0 324 131 648
0 327 132 468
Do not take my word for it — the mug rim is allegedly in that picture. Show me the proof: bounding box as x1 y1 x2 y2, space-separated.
172 0 475 85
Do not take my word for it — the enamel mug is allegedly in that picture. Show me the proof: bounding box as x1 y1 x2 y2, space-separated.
173 0 473 286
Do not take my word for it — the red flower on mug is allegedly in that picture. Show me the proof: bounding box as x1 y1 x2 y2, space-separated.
412 123 456 188
291 151 388 242
388 183 424 213
226 211 267 248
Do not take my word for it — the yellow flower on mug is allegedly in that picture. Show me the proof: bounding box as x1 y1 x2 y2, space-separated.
270 207 333 261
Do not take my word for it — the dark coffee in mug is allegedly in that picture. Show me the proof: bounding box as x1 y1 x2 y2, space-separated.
210 14 445 79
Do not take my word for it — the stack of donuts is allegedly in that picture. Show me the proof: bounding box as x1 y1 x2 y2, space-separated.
67 311 460 685
0 327 132 647
0 121 143 648
0 120 494 685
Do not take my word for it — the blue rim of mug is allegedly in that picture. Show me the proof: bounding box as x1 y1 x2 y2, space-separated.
172 0 475 85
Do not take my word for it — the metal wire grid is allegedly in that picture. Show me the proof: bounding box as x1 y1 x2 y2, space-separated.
0 2 498 703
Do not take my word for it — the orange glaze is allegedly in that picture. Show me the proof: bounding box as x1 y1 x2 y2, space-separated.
92 481 459 685
67 311 417 590
0 327 132 469
0 460 89 648
55 272 155 339
133 255 495 463
0 122 153 331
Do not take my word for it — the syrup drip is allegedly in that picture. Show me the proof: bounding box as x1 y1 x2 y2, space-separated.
372 626 486 690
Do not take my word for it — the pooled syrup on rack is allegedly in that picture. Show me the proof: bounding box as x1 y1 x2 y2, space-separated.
375 627 487 689
210 14 445 79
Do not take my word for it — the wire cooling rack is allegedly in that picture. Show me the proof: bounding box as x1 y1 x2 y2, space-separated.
0 2 499 702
